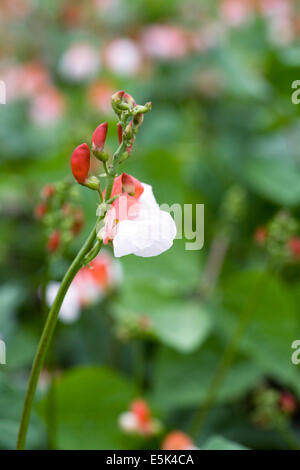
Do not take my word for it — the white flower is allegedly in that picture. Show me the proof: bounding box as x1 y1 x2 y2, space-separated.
103 38 142 76
101 175 177 258
59 43 100 82
118 412 139 434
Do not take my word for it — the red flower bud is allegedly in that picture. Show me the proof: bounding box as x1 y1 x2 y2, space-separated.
117 122 122 144
71 143 90 184
254 226 267 245
288 236 300 261
92 122 108 154
161 431 194 451
47 230 61 253
111 90 124 104
279 392 297 415
117 122 133 154
41 184 55 199
34 203 48 220
123 92 136 107
130 399 151 425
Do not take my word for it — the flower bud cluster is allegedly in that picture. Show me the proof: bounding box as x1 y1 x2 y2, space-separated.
254 210 300 267
251 385 298 430
34 181 85 254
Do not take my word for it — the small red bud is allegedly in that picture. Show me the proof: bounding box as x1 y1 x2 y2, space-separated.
123 92 136 107
47 230 61 253
111 90 125 103
117 123 123 144
288 237 300 261
254 226 267 245
41 184 55 199
34 203 48 220
92 122 108 154
130 399 151 425
279 392 297 415
71 143 90 184
162 431 194 451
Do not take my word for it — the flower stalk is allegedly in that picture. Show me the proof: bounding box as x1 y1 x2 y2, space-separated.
17 90 152 449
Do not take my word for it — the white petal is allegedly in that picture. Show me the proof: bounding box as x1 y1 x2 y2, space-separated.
113 208 177 258
46 282 81 324
118 412 139 433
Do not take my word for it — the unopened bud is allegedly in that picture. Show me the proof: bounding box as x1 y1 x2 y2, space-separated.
133 112 144 129
123 92 136 108
124 122 133 140
133 102 152 115
41 184 55 199
47 230 61 253
92 122 108 157
288 237 300 261
111 90 124 105
71 143 90 184
35 203 48 220
117 123 123 144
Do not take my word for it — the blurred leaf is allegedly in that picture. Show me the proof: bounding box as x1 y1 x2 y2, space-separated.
244 158 300 206
222 271 300 396
201 435 248 450
6 329 38 369
0 374 45 449
37 366 140 450
151 302 212 353
0 284 24 336
151 341 263 411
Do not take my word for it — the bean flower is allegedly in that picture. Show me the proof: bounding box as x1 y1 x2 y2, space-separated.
99 172 177 257
118 399 161 436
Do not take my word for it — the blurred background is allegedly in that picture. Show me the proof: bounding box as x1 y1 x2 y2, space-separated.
1 0 300 450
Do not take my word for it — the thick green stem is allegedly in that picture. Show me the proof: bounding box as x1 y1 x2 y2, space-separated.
16 219 99 450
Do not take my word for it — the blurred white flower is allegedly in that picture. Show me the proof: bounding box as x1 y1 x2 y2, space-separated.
140 24 189 59
220 0 253 26
46 251 122 323
119 399 161 436
59 43 100 82
29 87 65 127
259 0 292 17
103 38 143 76
0 61 49 103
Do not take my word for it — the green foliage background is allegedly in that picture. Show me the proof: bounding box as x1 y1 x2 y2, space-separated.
0 0 300 450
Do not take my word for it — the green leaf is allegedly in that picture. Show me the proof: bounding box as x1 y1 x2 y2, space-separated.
201 435 248 450
222 271 300 396
37 366 140 450
0 374 45 449
244 158 300 206
151 302 212 353
113 285 211 352
151 341 264 411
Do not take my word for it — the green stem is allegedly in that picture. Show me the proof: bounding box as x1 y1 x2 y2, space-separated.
104 141 126 202
16 219 99 450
